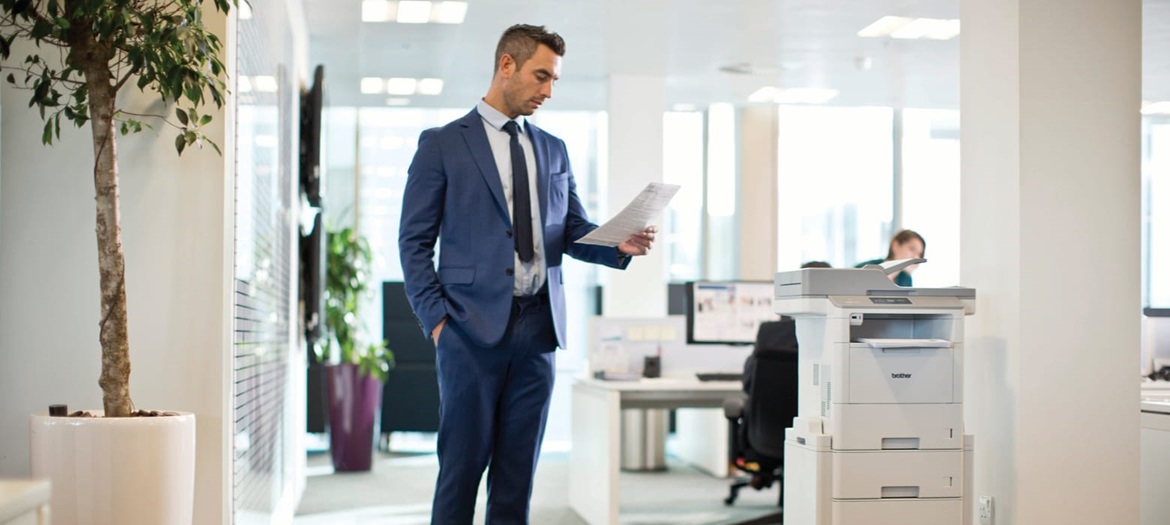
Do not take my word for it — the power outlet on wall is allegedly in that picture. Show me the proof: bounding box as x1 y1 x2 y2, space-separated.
978 495 994 525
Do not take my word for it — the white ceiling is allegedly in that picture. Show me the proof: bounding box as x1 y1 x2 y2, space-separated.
302 0 1170 111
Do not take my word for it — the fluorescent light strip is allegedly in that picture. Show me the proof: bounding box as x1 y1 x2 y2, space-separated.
857 16 913 37
859 16 960 40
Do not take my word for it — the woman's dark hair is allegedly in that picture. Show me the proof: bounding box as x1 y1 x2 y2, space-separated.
885 229 926 260
494 24 565 73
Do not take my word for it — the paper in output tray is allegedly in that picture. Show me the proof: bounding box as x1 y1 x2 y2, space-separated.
857 338 953 349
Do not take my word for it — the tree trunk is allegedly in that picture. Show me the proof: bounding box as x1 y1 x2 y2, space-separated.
86 66 132 418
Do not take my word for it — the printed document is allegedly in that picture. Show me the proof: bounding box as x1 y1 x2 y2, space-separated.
575 182 681 247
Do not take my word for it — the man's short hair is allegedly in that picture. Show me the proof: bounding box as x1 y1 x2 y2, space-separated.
494 24 565 73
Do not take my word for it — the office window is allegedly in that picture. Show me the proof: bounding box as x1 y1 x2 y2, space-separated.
528 110 606 367
776 106 894 271
901 109 961 286
1144 117 1170 307
663 110 705 281
707 103 738 279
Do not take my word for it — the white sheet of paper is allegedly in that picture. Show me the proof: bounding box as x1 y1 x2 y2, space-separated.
575 182 681 247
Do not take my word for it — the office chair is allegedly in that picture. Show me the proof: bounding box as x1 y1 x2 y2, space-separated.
722 319 799 513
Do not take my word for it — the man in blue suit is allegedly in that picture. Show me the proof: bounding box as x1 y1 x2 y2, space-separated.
398 24 656 525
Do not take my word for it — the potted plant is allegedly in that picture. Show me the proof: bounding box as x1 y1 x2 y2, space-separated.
0 1 230 523
320 226 394 471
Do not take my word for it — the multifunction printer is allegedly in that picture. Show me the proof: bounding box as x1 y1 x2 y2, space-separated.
774 260 976 525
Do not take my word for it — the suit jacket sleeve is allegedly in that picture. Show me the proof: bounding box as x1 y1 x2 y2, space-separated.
398 129 449 337
559 140 632 270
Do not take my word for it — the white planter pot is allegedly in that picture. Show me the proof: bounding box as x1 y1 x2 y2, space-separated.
29 411 196 525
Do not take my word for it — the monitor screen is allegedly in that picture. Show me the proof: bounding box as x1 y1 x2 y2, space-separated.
686 281 779 345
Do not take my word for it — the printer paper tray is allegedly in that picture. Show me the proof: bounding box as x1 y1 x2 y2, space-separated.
857 338 952 349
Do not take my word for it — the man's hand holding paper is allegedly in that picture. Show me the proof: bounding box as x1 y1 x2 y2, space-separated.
576 182 681 249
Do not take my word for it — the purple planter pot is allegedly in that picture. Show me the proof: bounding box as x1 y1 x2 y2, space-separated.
324 363 384 472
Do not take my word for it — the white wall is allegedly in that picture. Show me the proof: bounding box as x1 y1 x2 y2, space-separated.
961 0 1140 523
0 9 235 525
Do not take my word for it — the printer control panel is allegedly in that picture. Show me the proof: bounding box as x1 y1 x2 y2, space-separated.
870 297 912 305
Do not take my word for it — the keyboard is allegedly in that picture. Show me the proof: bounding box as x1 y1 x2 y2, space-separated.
695 372 743 382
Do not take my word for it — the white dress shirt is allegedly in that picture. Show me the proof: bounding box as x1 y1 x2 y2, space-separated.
476 99 546 296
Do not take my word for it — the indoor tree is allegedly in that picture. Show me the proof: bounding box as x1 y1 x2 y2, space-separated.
0 0 231 417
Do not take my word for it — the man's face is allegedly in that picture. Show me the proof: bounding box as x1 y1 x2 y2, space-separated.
502 44 561 117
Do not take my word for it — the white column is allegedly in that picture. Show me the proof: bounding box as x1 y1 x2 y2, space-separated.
603 74 666 316
601 0 669 317
961 1 1140 524
738 105 778 280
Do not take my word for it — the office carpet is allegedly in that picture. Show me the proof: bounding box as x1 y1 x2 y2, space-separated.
294 449 782 524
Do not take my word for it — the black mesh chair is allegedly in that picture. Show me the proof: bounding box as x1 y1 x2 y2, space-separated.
722 318 800 513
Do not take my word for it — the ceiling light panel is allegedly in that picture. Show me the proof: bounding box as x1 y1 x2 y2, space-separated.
432 2 467 24
386 77 418 95
362 0 392 22
396 1 432 23
417 78 444 95
361 77 386 94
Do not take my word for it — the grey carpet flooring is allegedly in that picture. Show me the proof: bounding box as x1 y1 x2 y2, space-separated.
294 450 782 524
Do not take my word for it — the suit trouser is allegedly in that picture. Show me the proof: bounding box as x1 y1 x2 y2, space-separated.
431 294 557 525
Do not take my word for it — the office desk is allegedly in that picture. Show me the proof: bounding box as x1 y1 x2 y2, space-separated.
1142 393 1170 525
568 377 742 525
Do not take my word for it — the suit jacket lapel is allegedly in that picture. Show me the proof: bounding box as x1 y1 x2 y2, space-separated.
459 109 509 223
528 123 550 230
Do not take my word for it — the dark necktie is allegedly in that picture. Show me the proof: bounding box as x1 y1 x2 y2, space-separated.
503 120 534 263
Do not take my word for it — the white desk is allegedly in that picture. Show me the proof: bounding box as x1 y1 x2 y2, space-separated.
1142 393 1170 525
568 376 742 525
0 480 50 525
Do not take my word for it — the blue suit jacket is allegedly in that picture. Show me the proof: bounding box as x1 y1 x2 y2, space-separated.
398 108 629 349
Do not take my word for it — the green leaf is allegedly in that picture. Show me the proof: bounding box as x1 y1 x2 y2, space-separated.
175 133 186 155
175 107 188 125
200 114 211 126
41 120 52 145
30 18 51 40
5 74 13 84
121 121 129 135
54 18 69 30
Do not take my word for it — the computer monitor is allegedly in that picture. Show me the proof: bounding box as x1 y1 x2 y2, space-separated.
686 281 779 345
